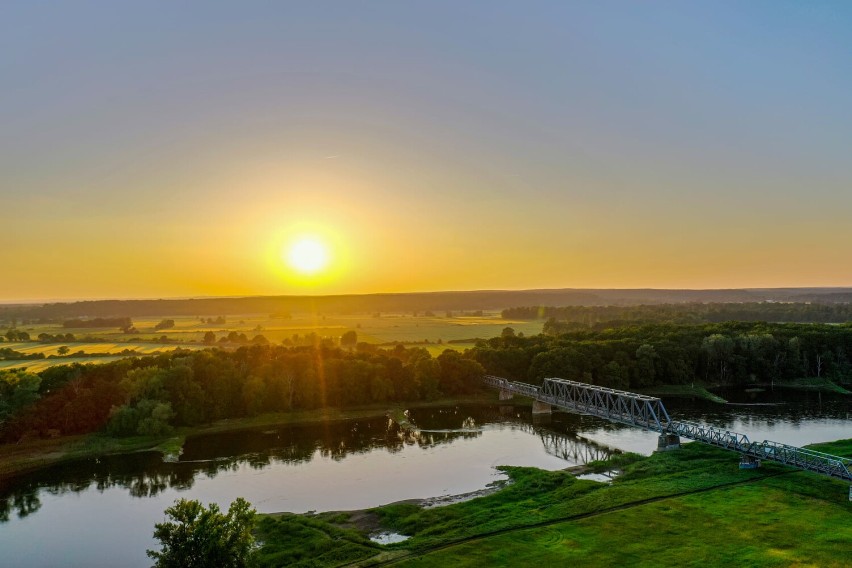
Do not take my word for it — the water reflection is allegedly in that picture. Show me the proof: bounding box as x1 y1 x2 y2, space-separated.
0 406 611 523
1 392 849 526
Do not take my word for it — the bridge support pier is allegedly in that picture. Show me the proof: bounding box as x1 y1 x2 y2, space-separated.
499 389 514 401
532 400 552 414
656 433 681 452
532 411 552 425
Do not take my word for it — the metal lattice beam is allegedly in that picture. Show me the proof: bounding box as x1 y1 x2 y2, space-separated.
482 374 852 482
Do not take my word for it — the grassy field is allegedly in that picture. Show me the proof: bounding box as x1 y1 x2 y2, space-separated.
6 312 541 345
0 355 128 372
1 312 541 370
776 378 852 395
3 342 205 356
255 439 852 567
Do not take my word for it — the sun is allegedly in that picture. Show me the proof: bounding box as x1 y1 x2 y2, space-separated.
286 237 330 275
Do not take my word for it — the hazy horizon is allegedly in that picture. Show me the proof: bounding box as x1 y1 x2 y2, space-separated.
6 285 852 307
4 1 852 301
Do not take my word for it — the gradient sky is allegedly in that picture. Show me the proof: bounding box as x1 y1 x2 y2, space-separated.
3 1 852 301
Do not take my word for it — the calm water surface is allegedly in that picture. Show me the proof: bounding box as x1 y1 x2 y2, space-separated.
0 391 849 568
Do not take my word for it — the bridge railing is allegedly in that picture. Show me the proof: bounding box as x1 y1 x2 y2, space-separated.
667 421 751 449
743 440 852 481
484 375 540 399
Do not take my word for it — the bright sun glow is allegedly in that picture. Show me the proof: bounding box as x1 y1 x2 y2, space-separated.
286 237 330 275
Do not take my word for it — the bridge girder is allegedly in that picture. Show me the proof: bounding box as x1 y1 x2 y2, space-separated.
482 374 852 483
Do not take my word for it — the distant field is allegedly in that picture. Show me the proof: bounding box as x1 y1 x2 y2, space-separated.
1 312 542 370
8 312 541 345
4 342 205 356
0 356 127 373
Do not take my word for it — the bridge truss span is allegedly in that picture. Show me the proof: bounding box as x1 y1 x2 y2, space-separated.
667 421 750 450
541 377 672 431
483 374 852 484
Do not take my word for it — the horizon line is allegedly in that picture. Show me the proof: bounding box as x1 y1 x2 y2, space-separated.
4 285 852 306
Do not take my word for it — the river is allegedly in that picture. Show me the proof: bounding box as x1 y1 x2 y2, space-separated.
0 390 849 568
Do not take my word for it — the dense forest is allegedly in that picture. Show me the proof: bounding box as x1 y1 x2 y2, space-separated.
0 344 483 443
2 322 851 445
471 323 852 389
502 303 852 327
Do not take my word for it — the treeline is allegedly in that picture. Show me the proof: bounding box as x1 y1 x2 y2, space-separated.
12 288 852 322
63 317 133 329
0 347 143 362
471 323 852 390
4 322 852 445
0 345 484 443
3 330 30 342
502 303 852 327
0 348 46 361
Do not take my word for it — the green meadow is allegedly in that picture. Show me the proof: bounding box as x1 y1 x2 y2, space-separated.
255 440 852 567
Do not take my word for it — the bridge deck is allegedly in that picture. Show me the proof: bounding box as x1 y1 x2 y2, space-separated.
483 375 852 483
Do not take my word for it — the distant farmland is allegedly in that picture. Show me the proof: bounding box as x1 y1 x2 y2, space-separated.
0 312 542 371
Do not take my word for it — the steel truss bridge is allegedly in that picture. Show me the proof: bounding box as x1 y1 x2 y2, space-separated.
483 375 852 484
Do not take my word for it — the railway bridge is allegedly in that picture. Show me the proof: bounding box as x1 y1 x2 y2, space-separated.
483 375 852 497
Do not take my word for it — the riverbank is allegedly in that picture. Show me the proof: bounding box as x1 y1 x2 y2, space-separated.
775 378 852 395
255 439 852 567
0 393 514 479
638 384 728 403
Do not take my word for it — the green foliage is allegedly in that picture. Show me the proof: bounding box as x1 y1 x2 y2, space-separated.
0 343 488 443
5 320 852 446
255 513 378 567
506 302 852 325
148 498 257 568
0 347 46 361
154 319 176 331
340 330 358 347
472 321 852 388
776 377 852 394
106 399 174 437
0 371 41 423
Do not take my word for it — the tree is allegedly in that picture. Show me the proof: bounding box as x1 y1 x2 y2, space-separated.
340 330 357 348
148 498 257 568
411 356 441 400
154 319 176 331
57 346 70 356
203 331 216 345
702 334 734 382
634 344 659 387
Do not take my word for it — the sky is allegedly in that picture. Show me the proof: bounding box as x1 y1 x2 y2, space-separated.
2 1 852 301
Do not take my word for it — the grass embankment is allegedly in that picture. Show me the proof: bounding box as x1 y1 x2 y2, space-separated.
638 384 727 403
0 393 510 478
775 378 852 395
0 432 186 478
255 439 852 567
